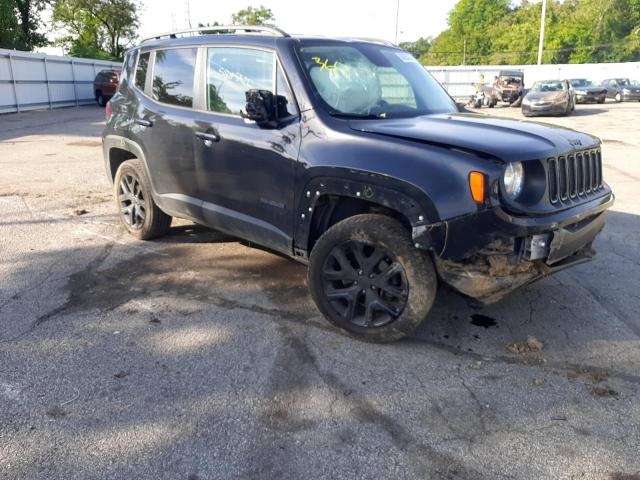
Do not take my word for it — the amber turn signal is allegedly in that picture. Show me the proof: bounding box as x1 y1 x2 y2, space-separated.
469 171 486 203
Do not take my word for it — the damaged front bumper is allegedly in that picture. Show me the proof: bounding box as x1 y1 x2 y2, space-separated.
414 192 613 304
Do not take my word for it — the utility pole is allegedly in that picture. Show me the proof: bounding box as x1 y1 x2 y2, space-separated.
394 0 400 44
537 0 547 65
184 0 192 29
463 37 467 65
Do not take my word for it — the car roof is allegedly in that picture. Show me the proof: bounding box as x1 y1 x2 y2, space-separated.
132 33 399 52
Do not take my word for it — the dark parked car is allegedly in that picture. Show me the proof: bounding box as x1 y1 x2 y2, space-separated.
569 78 606 104
600 78 640 102
522 79 575 116
94 69 120 106
102 26 613 342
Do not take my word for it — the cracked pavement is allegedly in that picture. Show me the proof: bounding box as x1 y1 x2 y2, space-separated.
1 104 639 480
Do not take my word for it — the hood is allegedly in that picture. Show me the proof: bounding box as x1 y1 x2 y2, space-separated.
622 85 640 92
348 113 600 162
524 91 567 102
574 86 607 94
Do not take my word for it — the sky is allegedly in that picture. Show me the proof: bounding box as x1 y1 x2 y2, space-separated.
136 0 458 44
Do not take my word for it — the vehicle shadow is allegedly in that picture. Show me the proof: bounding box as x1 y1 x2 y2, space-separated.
571 106 609 116
0 105 104 142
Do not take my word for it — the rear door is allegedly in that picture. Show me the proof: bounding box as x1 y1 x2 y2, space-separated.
190 46 301 254
128 47 202 221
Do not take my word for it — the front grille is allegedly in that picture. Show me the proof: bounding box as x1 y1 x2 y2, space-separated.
547 149 603 204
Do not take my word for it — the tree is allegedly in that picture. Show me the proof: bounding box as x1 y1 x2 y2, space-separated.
0 0 48 50
419 0 640 65
52 0 139 60
399 37 432 60
231 5 275 26
423 0 511 65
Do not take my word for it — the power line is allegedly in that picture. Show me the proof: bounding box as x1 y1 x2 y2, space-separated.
425 37 640 57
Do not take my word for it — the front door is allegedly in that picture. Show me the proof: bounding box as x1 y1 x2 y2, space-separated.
193 46 301 254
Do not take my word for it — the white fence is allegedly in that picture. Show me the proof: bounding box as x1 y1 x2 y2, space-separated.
426 62 640 99
0 48 121 114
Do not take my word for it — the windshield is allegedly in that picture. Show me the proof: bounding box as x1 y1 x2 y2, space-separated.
531 80 564 92
570 79 593 87
297 42 457 118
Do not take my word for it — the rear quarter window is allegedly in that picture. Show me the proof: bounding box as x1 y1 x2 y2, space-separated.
135 52 150 91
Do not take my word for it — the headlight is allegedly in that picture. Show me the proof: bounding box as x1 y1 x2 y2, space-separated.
503 162 525 198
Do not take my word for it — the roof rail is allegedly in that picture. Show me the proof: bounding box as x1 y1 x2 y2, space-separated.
140 25 290 44
345 37 397 47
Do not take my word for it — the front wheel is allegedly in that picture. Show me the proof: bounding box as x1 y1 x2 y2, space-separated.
615 92 622 102
308 214 437 342
114 159 172 240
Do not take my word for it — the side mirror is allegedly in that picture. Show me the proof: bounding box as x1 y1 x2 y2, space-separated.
242 89 277 127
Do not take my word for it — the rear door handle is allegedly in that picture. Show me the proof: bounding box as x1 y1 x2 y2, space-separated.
195 130 220 145
134 118 153 127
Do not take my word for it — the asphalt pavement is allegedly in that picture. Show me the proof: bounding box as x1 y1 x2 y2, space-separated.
1 103 639 480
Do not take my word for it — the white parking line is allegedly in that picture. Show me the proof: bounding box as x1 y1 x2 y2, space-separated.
0 196 168 257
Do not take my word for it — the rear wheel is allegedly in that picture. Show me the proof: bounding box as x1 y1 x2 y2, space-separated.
97 92 106 106
308 214 437 342
114 159 172 240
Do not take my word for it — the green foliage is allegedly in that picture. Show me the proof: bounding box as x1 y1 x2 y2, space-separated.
52 0 139 60
420 0 640 65
399 37 432 59
0 0 48 50
231 5 275 26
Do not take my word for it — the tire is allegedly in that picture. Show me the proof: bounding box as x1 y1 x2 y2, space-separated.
97 93 105 106
308 214 437 342
113 159 172 240
615 92 622 102
597 98 605 104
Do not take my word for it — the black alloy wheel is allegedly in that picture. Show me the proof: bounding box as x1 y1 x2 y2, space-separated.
113 159 172 240
308 214 437 342
320 240 409 328
118 173 147 229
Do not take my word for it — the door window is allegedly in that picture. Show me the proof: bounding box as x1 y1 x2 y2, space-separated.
206 48 274 115
135 52 150 91
152 48 197 107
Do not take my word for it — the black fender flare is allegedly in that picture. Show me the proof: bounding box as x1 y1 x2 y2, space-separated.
103 135 150 184
294 173 447 257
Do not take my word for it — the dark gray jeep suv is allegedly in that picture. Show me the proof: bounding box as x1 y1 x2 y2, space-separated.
103 26 614 342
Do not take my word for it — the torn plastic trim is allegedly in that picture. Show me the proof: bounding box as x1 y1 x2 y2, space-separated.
435 244 595 305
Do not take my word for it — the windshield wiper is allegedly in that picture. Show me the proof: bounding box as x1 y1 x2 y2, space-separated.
329 112 388 119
